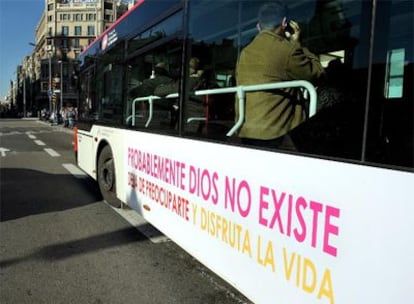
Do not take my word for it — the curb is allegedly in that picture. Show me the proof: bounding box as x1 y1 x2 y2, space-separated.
36 119 75 135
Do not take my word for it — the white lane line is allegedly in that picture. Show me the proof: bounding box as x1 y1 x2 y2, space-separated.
109 205 169 244
44 148 60 157
62 163 88 178
28 134 37 139
34 140 46 146
62 162 167 243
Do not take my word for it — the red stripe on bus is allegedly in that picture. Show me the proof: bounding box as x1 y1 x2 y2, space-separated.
81 0 145 55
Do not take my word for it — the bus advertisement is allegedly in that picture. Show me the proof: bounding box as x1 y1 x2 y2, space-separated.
75 0 414 303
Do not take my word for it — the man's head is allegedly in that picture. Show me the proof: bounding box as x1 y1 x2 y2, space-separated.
257 2 288 32
154 62 169 77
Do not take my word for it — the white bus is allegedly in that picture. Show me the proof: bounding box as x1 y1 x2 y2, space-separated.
75 0 414 303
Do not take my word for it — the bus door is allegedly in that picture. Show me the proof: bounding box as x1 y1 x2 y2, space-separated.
77 65 97 176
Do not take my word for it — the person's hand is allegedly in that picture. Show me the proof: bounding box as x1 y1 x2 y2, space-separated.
285 20 301 42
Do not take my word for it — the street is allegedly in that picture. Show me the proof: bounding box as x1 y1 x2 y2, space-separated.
0 119 250 304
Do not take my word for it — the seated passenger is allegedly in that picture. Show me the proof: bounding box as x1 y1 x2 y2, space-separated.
235 2 325 149
130 62 173 98
154 57 206 96
153 57 208 132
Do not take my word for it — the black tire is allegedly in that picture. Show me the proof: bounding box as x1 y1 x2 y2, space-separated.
97 145 121 208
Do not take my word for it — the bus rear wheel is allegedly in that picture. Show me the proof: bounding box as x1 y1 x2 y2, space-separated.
97 145 121 208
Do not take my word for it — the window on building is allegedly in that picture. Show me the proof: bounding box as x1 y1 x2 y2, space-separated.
48 15 53 22
60 14 70 21
86 13 96 21
61 39 68 48
104 14 112 22
104 2 113 10
87 26 95 36
48 27 53 36
74 13 83 21
74 38 80 48
75 26 82 36
48 4 53 11
62 26 69 36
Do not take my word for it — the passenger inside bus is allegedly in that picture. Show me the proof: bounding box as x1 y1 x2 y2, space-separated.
130 62 173 97
154 57 206 96
153 56 209 132
235 2 325 150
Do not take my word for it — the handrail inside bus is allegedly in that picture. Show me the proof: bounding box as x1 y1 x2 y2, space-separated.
129 80 317 136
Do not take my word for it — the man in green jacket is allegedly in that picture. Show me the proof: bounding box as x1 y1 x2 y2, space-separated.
236 2 325 149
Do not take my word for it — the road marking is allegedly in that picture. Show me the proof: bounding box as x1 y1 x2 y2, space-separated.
44 148 60 157
0 147 10 157
28 134 37 139
34 140 46 146
62 162 167 244
62 163 88 178
109 205 169 244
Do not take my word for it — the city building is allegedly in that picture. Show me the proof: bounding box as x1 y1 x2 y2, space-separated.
16 0 121 117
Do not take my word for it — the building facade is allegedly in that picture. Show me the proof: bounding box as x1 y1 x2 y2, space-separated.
16 0 120 116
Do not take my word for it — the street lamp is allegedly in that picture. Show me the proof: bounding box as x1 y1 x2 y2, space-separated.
58 60 64 124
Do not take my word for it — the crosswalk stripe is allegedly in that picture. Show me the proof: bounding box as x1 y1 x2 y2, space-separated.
62 163 87 178
44 148 60 157
34 140 46 146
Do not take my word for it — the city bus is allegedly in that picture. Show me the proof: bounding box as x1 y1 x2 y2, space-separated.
75 0 414 303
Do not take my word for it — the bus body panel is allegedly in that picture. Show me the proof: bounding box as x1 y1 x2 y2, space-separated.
77 131 96 178
121 129 414 304
77 126 129 203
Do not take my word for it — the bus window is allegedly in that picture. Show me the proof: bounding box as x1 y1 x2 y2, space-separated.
96 64 123 124
188 0 372 161
125 46 181 132
125 43 183 133
78 49 124 128
79 65 98 123
124 9 183 134
274 0 370 160
186 0 240 139
365 0 413 168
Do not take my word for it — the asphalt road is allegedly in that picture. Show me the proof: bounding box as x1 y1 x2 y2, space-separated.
0 119 251 304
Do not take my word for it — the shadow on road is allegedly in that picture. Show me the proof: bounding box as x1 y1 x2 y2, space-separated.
0 168 103 221
0 226 153 269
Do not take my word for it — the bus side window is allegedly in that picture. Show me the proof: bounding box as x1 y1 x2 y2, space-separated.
79 65 98 122
365 0 413 168
186 1 239 139
125 43 183 134
288 0 369 160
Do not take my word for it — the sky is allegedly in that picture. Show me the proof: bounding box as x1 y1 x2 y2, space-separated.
0 0 44 100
